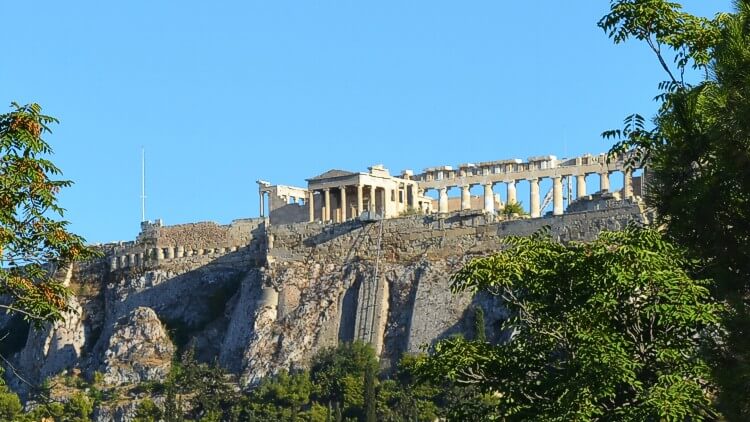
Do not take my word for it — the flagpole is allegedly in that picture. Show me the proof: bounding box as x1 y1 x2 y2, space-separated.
141 147 146 222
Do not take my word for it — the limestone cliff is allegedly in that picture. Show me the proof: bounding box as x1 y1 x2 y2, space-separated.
0 200 647 417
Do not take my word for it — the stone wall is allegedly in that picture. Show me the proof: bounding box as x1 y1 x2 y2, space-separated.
3 198 650 403
107 218 266 271
137 218 263 249
239 199 647 383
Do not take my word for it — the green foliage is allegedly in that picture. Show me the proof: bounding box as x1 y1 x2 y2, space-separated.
0 372 21 422
134 398 163 421
473 306 486 342
243 369 315 420
16 392 93 422
499 201 526 217
599 0 725 78
363 362 377 422
600 1 750 417
0 102 100 324
416 226 721 420
310 340 378 415
377 355 443 422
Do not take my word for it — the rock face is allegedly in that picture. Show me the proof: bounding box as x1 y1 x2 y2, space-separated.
101 307 174 386
239 201 647 385
7 266 86 397
1 201 648 416
91 399 142 422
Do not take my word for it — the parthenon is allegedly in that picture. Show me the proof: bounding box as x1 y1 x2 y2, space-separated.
258 152 642 225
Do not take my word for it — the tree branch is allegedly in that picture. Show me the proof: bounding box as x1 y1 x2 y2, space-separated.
646 37 679 84
0 304 48 322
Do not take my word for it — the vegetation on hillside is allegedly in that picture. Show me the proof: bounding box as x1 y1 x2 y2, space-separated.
416 226 721 420
4 0 750 420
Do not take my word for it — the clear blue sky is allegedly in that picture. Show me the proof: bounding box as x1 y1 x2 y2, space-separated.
1 1 730 244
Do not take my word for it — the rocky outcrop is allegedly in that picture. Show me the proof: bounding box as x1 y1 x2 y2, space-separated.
101 307 174 386
238 203 647 386
2 202 648 415
8 266 86 397
92 399 155 422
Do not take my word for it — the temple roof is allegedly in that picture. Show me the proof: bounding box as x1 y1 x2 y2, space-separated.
307 169 356 181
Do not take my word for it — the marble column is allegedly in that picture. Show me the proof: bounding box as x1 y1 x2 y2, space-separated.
356 185 363 217
438 187 448 213
483 183 495 214
529 178 540 218
576 175 586 199
369 186 376 214
381 188 388 217
553 176 564 216
461 185 471 211
623 169 633 198
308 191 315 222
507 180 517 204
600 172 610 192
324 188 331 222
259 192 265 217
340 186 347 222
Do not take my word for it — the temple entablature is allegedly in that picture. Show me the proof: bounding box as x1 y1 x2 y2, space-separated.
414 151 643 217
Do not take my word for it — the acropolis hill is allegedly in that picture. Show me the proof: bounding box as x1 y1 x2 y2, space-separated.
3 151 647 420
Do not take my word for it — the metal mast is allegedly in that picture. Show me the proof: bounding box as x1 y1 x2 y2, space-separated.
141 147 146 222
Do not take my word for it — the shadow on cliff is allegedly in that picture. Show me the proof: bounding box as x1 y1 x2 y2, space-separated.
90 245 264 367
427 291 510 349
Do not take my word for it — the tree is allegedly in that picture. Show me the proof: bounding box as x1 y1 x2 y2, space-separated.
363 361 377 422
310 341 378 418
499 201 526 218
0 102 98 324
473 306 486 342
0 369 21 421
244 369 316 421
600 1 750 417
415 227 721 420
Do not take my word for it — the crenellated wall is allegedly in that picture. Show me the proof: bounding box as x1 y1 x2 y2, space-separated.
104 218 266 271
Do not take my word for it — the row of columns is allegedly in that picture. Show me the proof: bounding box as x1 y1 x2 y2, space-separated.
433 170 633 217
309 184 415 223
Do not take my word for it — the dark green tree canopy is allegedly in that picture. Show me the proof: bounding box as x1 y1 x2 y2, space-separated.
416 227 721 421
600 2 750 417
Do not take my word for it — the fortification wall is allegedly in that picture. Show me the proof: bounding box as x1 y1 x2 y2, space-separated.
104 218 266 271
137 218 262 248
240 199 648 382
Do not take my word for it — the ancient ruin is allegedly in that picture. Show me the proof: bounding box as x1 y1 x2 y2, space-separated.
3 151 648 419
259 152 643 225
